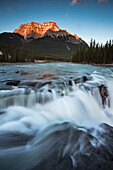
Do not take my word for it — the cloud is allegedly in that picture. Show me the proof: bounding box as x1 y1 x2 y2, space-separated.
71 0 77 5
71 0 85 5
98 0 108 2
71 0 109 5
8 6 13 12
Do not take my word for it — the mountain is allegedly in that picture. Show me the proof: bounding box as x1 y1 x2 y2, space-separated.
14 21 60 37
0 21 88 57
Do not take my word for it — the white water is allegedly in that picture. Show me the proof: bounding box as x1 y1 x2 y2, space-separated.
0 63 113 169
0 74 113 127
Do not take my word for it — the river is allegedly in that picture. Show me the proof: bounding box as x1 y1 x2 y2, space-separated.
0 62 113 170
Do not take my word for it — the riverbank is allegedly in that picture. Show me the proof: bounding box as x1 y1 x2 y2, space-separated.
74 62 113 67
0 61 46 66
92 63 113 67
1 62 113 67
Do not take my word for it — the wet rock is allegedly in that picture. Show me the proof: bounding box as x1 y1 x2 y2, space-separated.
0 122 113 170
0 132 34 148
24 88 32 95
48 89 52 93
98 84 110 107
0 110 5 115
74 123 113 170
6 80 20 86
99 123 113 152
42 73 54 78
74 77 83 84
15 71 20 73
101 161 113 170
20 71 37 76
69 80 73 86
83 75 89 82
54 156 73 170
99 84 108 97
79 82 110 108
74 75 92 84
31 122 75 170
19 81 38 87
35 81 52 89
68 80 74 91
83 75 92 81
31 122 113 170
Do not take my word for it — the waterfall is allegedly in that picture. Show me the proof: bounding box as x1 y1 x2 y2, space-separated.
0 63 113 170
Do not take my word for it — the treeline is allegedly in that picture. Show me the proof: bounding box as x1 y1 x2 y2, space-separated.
0 44 71 63
72 39 113 64
1 39 113 64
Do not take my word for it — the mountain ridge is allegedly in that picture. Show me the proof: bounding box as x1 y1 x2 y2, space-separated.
0 21 88 57
13 21 79 39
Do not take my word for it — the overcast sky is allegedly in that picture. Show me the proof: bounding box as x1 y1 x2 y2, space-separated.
0 0 113 44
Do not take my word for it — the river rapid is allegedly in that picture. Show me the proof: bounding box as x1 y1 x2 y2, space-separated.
0 62 113 170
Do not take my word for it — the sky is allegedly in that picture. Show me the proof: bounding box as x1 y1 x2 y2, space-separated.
0 0 113 44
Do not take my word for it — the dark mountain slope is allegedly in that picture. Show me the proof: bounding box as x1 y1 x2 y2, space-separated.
0 33 24 48
24 36 83 57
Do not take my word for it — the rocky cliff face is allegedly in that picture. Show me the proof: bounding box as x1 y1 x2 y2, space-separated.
14 21 60 36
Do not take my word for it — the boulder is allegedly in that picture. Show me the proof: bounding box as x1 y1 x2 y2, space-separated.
31 123 113 170
98 84 110 107
74 75 92 84
6 80 20 86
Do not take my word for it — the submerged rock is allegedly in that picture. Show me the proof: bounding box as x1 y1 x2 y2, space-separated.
0 132 34 148
19 81 38 87
0 110 5 115
0 86 13 90
20 71 38 76
36 90 53 104
35 81 53 89
0 71 7 73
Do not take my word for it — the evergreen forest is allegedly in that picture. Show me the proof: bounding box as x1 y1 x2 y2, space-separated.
72 39 113 64
0 39 113 64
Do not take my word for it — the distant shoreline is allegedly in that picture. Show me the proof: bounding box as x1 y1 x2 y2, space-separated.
0 62 113 67
92 63 113 67
0 61 46 66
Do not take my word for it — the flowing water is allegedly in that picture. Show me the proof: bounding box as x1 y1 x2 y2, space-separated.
0 62 113 170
